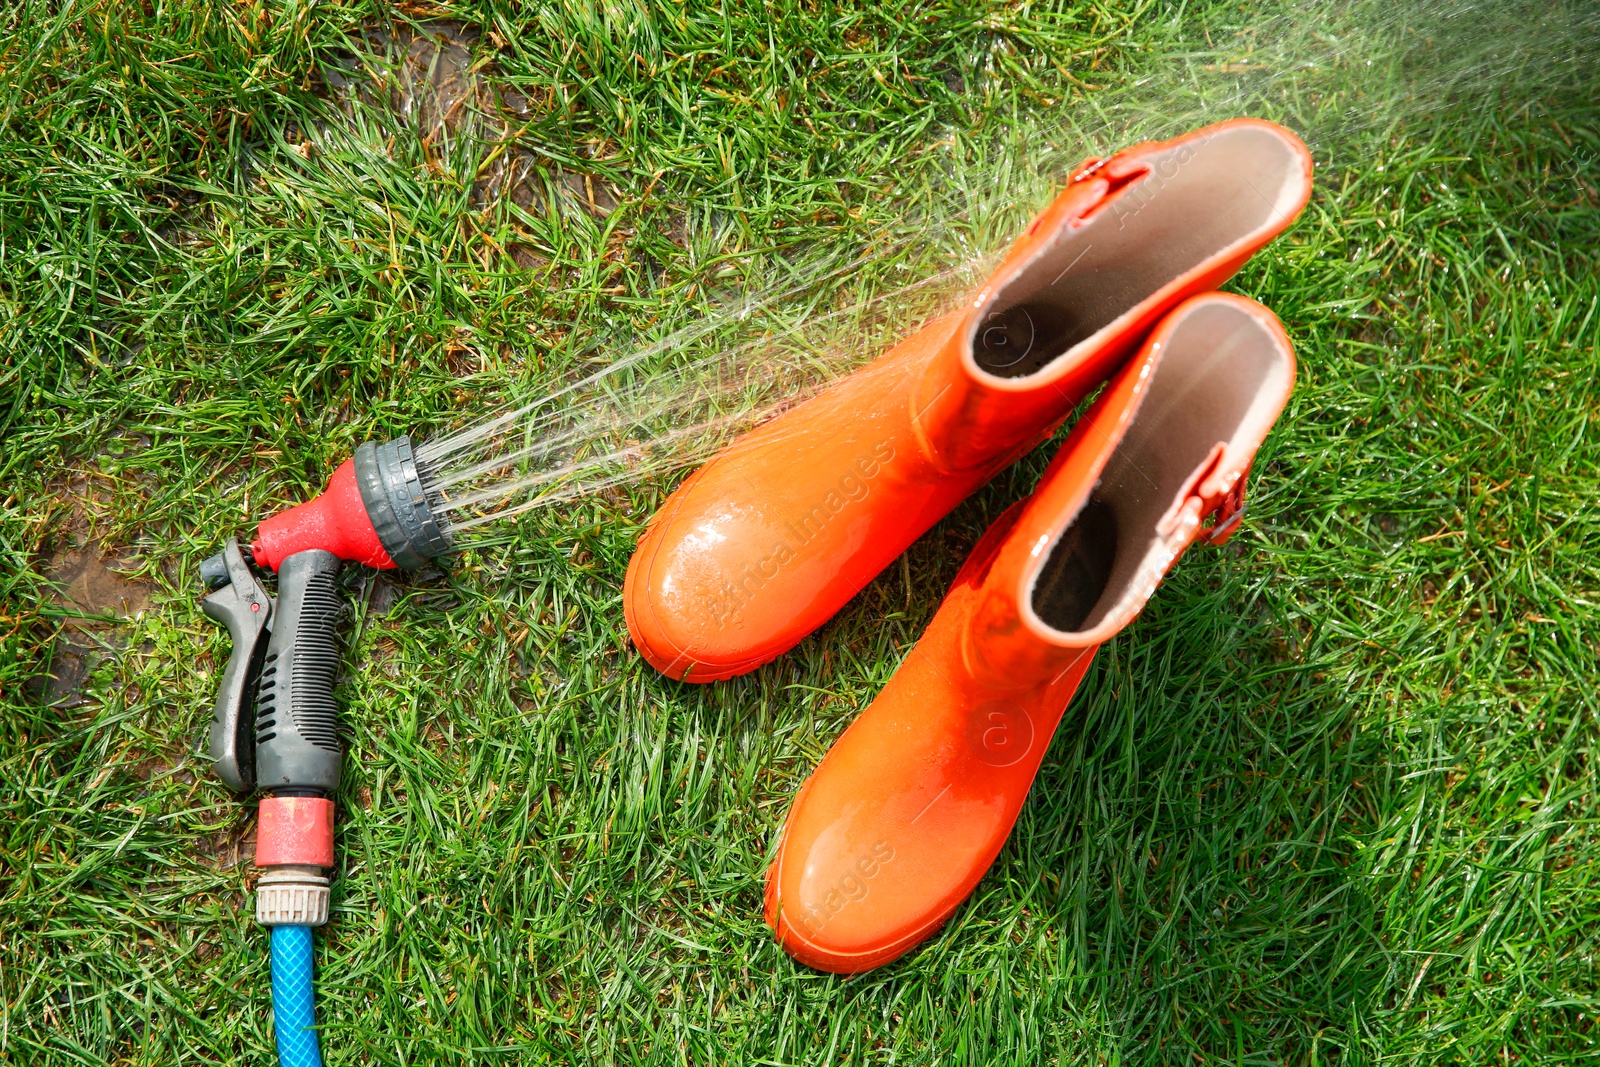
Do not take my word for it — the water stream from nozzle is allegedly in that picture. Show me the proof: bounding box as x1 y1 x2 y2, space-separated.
405 0 1596 538
415 245 993 529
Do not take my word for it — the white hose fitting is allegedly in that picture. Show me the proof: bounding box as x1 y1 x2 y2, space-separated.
256 865 331 926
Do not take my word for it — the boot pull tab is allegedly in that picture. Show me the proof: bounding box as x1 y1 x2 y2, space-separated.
1154 442 1251 546
1201 462 1251 546
1024 156 1107 236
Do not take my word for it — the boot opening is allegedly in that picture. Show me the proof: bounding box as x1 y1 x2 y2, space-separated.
972 123 1307 380
1029 299 1293 637
1029 495 1118 631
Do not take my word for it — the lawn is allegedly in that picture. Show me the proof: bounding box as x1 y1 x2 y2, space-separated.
3 0 1599 1063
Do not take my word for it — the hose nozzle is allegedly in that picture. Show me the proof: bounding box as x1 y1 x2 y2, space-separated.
198 436 451 795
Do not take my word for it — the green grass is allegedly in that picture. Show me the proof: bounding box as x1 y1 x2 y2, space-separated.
3 0 1600 1063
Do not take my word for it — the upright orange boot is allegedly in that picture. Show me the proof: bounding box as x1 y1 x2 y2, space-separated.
625 119 1312 681
764 292 1296 972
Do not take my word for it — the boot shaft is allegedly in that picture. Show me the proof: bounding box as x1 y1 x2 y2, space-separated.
915 119 1311 472
963 292 1298 688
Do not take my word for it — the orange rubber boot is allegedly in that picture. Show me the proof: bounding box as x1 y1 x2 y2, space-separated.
764 292 1297 972
625 118 1311 682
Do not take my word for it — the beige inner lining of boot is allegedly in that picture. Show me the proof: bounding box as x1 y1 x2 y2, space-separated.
1027 300 1293 641
971 124 1305 380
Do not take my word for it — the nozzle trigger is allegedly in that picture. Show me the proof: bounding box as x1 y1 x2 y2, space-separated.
199 538 273 792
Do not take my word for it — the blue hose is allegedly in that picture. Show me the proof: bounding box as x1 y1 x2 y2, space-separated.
269 925 323 1067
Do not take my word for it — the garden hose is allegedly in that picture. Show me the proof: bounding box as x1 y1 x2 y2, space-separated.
269 925 323 1067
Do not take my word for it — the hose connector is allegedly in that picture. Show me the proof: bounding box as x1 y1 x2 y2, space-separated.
257 866 331 926
255 795 335 927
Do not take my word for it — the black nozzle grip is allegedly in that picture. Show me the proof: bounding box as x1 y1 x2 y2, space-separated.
254 550 345 792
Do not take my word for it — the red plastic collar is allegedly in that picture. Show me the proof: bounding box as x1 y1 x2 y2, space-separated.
251 458 397 572
255 796 335 868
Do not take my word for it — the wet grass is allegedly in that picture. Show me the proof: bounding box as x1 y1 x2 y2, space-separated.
3 0 1600 1064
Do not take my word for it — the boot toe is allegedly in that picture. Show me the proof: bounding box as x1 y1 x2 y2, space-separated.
761 612 1070 973
623 593 779 683
622 483 805 682
623 549 781 682
764 773 1005 973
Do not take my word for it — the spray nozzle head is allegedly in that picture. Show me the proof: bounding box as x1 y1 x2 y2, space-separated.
249 435 452 573
351 436 452 570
